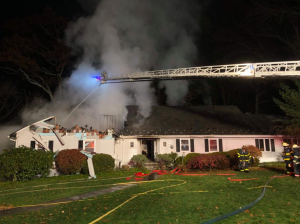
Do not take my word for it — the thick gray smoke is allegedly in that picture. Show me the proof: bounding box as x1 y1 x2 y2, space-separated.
20 0 200 131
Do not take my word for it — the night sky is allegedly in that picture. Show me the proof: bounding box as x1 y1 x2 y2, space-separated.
0 0 299 125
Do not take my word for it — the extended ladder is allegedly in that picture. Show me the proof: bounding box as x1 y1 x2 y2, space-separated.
100 60 300 83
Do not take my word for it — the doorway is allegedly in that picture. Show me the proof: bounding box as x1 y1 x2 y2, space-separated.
141 139 155 161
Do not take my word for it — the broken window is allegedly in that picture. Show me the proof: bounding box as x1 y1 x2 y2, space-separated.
85 140 95 152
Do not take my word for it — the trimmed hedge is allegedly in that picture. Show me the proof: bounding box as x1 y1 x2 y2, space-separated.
55 149 86 175
187 153 230 171
0 146 54 181
130 154 148 167
156 154 173 165
183 153 201 165
82 153 115 174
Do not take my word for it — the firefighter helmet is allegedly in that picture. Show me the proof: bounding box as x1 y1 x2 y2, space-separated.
282 142 289 147
292 144 298 149
242 145 247 149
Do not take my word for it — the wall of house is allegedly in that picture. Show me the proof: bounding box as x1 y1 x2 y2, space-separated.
115 138 140 166
95 139 115 156
122 135 285 164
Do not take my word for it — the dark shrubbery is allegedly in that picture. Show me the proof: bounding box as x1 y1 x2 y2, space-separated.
156 153 173 168
183 153 201 165
55 149 86 174
82 153 115 174
187 153 230 171
130 154 148 167
0 146 54 181
226 146 262 168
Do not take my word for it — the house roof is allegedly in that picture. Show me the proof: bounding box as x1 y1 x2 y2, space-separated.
119 105 280 136
8 116 56 141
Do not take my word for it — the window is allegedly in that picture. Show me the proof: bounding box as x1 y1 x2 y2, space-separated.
163 142 167 147
130 142 134 148
85 140 95 152
205 139 222 152
181 140 189 151
209 139 218 151
48 141 54 152
255 139 275 152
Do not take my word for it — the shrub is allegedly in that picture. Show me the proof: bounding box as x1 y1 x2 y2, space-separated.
121 165 130 171
169 152 178 162
175 156 184 165
187 154 230 171
226 146 262 168
130 154 148 167
224 149 240 169
0 146 54 181
82 153 115 174
55 149 86 175
183 153 201 165
176 163 188 172
156 154 174 168
246 145 262 166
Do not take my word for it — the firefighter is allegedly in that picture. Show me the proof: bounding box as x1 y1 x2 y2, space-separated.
292 144 300 178
237 145 252 173
282 142 294 176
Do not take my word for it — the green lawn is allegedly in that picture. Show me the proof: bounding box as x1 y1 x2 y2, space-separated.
0 169 300 223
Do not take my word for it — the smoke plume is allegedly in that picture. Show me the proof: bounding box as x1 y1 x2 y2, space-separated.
20 0 200 131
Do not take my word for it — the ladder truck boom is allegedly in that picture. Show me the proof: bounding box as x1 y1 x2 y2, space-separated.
100 60 300 84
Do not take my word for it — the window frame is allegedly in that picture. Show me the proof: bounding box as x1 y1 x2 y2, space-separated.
84 140 96 152
180 139 190 152
255 138 276 152
208 138 218 152
130 141 135 148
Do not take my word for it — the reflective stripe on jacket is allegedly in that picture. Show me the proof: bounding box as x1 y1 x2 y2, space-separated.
237 150 251 161
283 147 293 161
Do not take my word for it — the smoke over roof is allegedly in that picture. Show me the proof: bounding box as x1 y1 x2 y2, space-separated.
21 0 201 130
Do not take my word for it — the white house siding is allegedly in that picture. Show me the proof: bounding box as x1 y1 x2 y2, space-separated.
120 134 285 165
96 139 115 156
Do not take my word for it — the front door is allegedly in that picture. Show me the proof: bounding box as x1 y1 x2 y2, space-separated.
147 140 155 161
141 139 155 161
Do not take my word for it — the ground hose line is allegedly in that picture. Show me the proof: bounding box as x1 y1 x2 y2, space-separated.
200 175 281 224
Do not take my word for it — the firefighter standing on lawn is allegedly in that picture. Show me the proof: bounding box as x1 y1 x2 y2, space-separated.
282 142 294 176
237 145 252 173
292 144 300 178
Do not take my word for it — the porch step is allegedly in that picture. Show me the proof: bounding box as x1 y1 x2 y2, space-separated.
144 162 159 170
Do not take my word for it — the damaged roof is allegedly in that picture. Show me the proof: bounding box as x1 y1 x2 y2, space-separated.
120 105 281 136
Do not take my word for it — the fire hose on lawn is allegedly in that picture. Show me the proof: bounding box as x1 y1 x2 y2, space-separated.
200 174 286 224
128 169 286 224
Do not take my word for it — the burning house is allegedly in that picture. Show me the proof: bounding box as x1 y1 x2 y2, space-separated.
9 105 289 167
115 105 288 165
8 117 117 165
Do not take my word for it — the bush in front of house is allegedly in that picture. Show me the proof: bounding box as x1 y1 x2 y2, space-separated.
226 146 261 168
183 153 201 165
0 146 54 181
156 153 174 169
130 154 148 168
81 153 115 174
55 149 86 175
169 152 178 162
187 153 230 171
175 156 183 165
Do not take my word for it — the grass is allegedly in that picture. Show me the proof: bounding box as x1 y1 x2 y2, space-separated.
0 169 299 223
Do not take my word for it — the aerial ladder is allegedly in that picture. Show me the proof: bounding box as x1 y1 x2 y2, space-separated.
99 60 300 84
